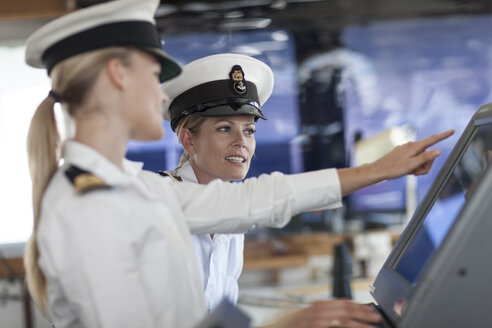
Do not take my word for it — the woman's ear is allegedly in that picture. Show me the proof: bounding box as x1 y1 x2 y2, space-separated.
180 128 195 155
106 58 126 90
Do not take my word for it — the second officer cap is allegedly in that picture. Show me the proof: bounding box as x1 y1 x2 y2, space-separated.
162 53 274 131
25 0 181 82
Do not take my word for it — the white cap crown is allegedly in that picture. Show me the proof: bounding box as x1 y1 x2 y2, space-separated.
162 53 274 130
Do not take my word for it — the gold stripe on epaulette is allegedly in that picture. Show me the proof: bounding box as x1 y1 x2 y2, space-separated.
74 173 109 194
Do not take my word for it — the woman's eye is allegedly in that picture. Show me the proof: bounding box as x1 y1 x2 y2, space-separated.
245 128 256 135
218 126 230 132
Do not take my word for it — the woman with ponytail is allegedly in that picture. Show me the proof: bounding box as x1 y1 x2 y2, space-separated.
24 45 158 317
23 1 452 327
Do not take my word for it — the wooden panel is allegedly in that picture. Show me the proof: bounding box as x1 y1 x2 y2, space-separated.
243 254 307 270
0 0 68 19
281 232 346 255
0 257 25 278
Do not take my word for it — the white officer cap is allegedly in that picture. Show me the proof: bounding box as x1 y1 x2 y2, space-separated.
25 0 180 82
162 53 274 131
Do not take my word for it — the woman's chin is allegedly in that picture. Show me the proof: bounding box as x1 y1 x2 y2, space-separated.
132 130 164 141
223 169 248 181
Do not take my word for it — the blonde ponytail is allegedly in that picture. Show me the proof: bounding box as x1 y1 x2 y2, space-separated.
25 95 60 315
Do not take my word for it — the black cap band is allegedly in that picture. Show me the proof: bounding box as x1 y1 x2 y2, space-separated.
169 79 263 130
42 21 179 81
170 98 263 131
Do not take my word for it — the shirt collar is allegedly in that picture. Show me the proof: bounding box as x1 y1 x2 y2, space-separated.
175 160 234 243
62 139 144 187
175 160 198 184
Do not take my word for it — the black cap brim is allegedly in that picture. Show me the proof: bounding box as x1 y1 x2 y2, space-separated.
196 104 266 120
144 47 182 82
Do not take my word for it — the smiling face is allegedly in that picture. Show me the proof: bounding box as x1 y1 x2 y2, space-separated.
184 115 256 184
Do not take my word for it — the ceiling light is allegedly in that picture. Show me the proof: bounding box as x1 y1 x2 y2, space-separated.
219 18 272 30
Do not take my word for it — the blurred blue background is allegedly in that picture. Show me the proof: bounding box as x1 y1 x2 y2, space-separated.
127 14 492 222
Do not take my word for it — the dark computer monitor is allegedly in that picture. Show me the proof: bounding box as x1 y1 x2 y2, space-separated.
371 103 492 327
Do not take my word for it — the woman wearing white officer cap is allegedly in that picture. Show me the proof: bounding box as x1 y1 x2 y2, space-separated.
23 0 452 327
161 53 386 327
161 53 272 314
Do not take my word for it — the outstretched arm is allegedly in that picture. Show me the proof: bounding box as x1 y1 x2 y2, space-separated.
164 130 453 234
338 129 454 196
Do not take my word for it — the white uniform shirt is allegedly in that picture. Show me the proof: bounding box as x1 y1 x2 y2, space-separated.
38 140 342 328
174 161 244 312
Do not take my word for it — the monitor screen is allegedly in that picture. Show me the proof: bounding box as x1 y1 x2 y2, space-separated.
394 122 492 284
371 104 492 323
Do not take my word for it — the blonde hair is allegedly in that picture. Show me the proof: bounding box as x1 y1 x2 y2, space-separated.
173 114 207 170
24 47 134 316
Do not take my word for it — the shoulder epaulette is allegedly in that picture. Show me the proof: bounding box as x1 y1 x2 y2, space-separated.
65 165 111 194
158 170 183 182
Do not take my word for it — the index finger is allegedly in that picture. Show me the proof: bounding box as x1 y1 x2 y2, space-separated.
416 129 454 151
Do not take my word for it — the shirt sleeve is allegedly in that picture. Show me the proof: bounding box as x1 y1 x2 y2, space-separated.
167 169 342 234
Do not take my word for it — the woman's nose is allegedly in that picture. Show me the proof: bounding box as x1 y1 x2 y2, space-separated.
161 90 170 104
232 130 246 147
